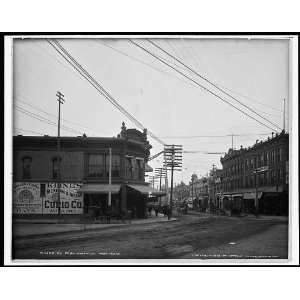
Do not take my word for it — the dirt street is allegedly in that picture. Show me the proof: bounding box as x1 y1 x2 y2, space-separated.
13 214 288 260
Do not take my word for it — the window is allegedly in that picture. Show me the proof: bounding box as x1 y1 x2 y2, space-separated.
105 154 121 177
52 157 62 179
88 154 105 177
136 159 144 180
279 148 282 161
126 157 133 179
22 157 32 179
112 155 120 177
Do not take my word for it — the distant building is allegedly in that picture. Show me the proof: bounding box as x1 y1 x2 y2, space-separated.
189 176 209 211
220 131 289 215
13 122 164 219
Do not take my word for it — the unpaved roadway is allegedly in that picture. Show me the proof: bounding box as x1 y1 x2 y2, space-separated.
13 214 288 260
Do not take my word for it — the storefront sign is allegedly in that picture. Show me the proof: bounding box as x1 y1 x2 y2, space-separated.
13 182 83 214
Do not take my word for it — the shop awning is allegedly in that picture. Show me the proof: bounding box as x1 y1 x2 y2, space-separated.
79 184 121 194
145 163 153 172
243 192 263 200
128 184 166 196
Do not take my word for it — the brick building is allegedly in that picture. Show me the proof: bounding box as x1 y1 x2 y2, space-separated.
220 131 289 215
13 122 164 219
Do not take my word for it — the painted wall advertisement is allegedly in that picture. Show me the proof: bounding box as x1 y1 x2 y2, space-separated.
13 182 83 214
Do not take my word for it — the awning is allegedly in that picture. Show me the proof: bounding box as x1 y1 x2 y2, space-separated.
128 184 166 196
79 184 121 194
145 163 153 172
232 194 243 198
243 192 263 200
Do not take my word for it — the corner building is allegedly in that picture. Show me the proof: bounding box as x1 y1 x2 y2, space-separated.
13 122 163 219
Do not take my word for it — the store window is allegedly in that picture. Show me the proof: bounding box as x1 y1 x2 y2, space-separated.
88 154 105 177
22 157 32 179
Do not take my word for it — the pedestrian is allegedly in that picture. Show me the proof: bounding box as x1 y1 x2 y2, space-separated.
155 208 158 217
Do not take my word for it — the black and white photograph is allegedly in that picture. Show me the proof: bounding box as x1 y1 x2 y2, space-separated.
3 34 298 265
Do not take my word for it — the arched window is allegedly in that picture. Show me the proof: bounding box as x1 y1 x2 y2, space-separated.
52 157 62 179
22 156 32 179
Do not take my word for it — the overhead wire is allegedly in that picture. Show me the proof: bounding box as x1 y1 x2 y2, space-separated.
147 39 282 131
129 39 278 133
46 39 165 146
14 128 45 135
15 105 83 135
157 133 272 139
177 39 284 114
16 96 97 135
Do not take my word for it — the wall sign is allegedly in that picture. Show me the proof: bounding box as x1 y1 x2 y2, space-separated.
13 182 41 214
13 182 83 214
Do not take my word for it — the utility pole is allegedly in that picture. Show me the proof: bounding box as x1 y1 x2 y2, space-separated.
283 98 286 132
56 91 65 216
164 144 183 219
108 147 112 207
231 134 234 149
155 167 166 206
212 164 216 210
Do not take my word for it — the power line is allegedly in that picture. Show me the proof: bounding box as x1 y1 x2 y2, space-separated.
14 128 45 135
158 133 272 139
129 39 278 133
174 39 284 114
147 39 282 131
15 105 83 135
46 39 165 146
94 40 191 83
16 96 97 135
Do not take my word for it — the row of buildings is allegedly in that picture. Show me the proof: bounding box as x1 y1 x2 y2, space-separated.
13 122 165 219
186 131 289 215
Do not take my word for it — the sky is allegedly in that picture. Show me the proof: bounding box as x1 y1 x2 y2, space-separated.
12 36 290 185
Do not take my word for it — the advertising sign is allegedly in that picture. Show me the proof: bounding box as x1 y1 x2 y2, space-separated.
13 182 42 214
44 183 83 214
13 182 83 215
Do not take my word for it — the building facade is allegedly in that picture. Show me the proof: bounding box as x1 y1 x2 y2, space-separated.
220 131 289 215
13 122 164 219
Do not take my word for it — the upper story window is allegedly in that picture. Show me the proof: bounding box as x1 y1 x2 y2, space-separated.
52 157 62 179
88 154 105 178
279 148 282 161
137 159 145 180
22 157 32 179
110 154 121 177
126 157 133 179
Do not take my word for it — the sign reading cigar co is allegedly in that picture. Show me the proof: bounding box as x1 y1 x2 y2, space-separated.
13 182 83 214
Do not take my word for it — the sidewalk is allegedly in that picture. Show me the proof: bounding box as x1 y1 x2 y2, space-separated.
13 215 177 238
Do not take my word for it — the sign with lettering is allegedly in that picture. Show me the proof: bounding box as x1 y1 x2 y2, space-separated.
44 183 83 214
13 182 83 214
13 182 42 214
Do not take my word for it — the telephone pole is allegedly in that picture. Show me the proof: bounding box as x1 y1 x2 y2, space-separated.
56 91 65 216
283 98 286 132
164 144 183 219
108 147 112 207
